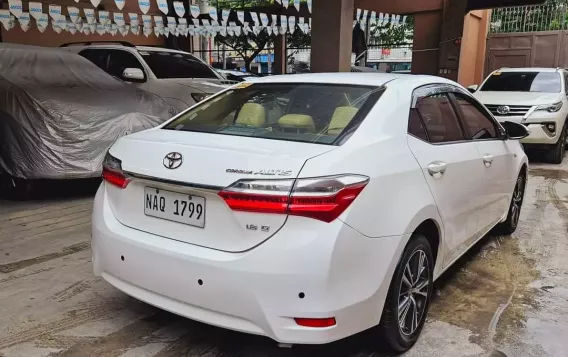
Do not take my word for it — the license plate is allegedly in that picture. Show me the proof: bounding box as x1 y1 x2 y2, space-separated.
144 187 205 228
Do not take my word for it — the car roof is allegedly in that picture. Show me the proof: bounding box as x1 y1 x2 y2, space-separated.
135 46 192 55
496 67 561 73
247 72 455 87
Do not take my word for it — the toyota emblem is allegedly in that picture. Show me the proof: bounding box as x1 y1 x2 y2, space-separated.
496 105 510 115
163 152 183 169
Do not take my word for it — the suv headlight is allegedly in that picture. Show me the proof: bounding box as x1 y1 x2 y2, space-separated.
191 93 211 103
536 101 563 112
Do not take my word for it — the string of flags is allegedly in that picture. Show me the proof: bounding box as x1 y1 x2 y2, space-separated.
0 0 313 37
355 8 408 28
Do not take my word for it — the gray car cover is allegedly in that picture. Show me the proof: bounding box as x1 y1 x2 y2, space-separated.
0 44 176 180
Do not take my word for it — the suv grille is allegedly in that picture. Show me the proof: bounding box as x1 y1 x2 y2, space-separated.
485 104 533 117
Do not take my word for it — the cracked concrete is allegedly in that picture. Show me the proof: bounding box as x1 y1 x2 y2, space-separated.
1 156 567 357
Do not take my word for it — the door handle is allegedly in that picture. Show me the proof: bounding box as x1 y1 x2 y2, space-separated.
427 161 447 178
482 154 494 167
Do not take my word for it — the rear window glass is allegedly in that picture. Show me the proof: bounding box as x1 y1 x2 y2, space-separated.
163 83 383 145
480 71 561 93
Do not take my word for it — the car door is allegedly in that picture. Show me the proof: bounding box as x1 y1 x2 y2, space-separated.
407 85 484 267
451 91 516 233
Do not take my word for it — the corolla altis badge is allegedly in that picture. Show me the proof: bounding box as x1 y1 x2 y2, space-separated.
226 168 293 177
163 152 183 169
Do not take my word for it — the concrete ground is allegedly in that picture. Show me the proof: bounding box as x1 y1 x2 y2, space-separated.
1 156 567 357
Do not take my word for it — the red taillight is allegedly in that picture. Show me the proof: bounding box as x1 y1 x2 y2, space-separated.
102 167 130 189
102 153 130 189
218 175 368 222
294 317 336 328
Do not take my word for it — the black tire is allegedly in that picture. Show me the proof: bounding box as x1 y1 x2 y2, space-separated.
548 124 566 164
378 235 434 353
494 172 526 236
0 174 33 200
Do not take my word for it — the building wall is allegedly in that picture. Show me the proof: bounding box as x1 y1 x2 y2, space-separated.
458 10 490 86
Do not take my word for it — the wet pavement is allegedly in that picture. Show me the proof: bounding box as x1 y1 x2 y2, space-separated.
1 156 568 357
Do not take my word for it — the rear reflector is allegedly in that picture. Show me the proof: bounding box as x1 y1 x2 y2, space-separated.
294 317 337 328
219 175 369 222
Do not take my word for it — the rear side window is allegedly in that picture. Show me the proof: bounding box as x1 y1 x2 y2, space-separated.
415 94 465 143
454 94 497 140
408 110 428 141
164 83 383 145
79 49 110 71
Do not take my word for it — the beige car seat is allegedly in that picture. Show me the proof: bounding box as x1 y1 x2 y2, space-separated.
327 107 359 135
235 103 266 127
278 114 316 133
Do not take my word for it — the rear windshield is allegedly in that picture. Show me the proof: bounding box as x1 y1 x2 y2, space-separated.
163 83 383 145
480 71 561 93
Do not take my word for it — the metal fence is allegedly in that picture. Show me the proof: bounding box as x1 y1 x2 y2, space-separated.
490 0 568 33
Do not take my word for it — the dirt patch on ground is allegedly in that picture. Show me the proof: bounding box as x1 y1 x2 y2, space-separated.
428 234 540 349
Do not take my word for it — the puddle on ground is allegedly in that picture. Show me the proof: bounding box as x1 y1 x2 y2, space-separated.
428 234 540 350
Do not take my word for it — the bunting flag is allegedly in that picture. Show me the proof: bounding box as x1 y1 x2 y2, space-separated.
157 0 169 15
370 11 376 24
237 11 245 24
139 0 151 15
114 12 125 27
282 0 289 8
293 0 300 11
28 2 42 20
68 7 79 23
83 24 91 34
154 15 163 28
96 23 105 35
99 11 110 25
129 13 139 27
84 9 95 24
91 0 101 8
37 14 48 32
174 2 185 17
9 0 23 17
18 11 29 31
48 5 60 20
142 14 152 28
288 16 295 33
75 19 83 31
190 5 199 18
115 0 126 10
307 0 312 13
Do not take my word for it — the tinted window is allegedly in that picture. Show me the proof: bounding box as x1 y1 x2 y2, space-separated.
140 51 219 79
454 94 497 140
480 72 561 93
79 49 110 71
106 50 144 79
164 83 382 145
416 94 465 143
408 110 428 141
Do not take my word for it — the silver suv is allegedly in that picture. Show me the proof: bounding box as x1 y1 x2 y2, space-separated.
63 41 229 113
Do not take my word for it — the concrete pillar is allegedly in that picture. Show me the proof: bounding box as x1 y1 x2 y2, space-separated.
411 11 443 76
273 35 286 74
310 0 354 72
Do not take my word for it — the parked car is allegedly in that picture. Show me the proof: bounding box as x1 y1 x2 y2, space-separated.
470 67 568 163
218 69 258 82
93 73 530 352
0 44 176 198
63 41 230 113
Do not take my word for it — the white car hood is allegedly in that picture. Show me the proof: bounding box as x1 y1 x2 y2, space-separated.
163 78 230 93
473 91 562 105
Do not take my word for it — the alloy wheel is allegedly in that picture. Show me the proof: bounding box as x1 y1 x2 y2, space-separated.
398 249 430 336
510 175 525 229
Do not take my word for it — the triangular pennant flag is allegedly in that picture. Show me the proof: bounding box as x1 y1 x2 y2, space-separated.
164 27 169 37
173 2 185 18
154 15 164 28
143 26 151 37
167 16 176 26
131 25 139 34
390 14 397 25
234 26 241 35
98 11 110 25
282 0 289 8
96 23 105 35
48 5 61 20
84 9 95 24
279 25 286 35
75 19 83 31
383 14 390 25
209 8 217 21
55 16 67 30
28 2 42 20
129 13 139 27
280 15 287 30
139 0 151 15
8 0 23 17
242 22 249 34
252 12 260 26
190 5 200 18
91 0 101 8
157 0 168 15
394 14 401 25
275 0 281 3
37 21 48 32
115 0 126 10
237 11 245 24
83 25 91 35
362 10 368 25
222 9 229 22
307 0 312 13
142 14 152 28
104 22 112 32
378 13 384 25
293 0 300 11
36 13 48 30
17 11 30 27
68 7 79 23
89 23 96 32
259 13 268 27
114 13 125 27
153 26 160 36
288 16 296 33
370 11 376 23
52 22 62 33
356 8 362 21
219 25 226 36
111 23 118 35
69 24 77 34
401 15 407 25
266 26 272 35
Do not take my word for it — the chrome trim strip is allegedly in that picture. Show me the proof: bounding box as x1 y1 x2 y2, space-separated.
124 172 224 193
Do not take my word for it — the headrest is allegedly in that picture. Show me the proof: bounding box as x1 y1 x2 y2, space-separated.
236 103 266 127
278 114 316 133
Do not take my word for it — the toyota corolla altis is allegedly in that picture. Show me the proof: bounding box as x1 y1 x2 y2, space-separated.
92 73 529 352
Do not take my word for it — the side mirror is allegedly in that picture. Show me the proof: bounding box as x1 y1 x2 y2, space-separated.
502 121 530 140
122 68 145 82
467 84 479 93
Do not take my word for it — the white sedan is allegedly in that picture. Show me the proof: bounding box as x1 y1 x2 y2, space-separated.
92 73 529 352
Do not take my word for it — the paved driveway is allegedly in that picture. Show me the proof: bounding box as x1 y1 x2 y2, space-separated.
1 157 568 357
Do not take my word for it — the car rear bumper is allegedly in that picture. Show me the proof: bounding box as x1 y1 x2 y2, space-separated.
91 184 408 344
